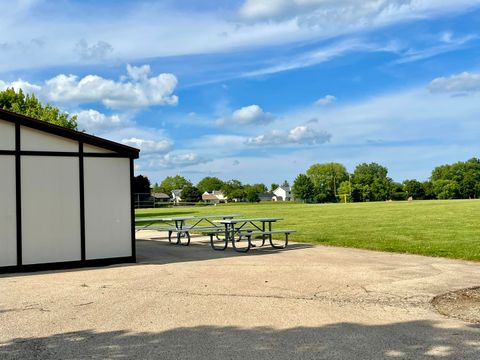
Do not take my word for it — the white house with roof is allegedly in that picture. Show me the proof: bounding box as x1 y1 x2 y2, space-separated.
202 190 227 204
272 186 293 201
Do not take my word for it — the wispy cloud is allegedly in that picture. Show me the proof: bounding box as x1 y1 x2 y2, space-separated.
428 71 480 93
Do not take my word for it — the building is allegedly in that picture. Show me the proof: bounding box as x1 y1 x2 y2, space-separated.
272 186 293 201
257 192 273 201
151 192 171 202
202 190 227 204
0 109 139 273
171 189 182 204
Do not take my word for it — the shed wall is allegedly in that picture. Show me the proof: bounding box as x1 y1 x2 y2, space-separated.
84 158 132 259
0 156 17 267
0 120 15 150
21 156 82 265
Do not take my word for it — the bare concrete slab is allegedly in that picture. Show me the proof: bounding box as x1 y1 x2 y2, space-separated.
1 231 479 359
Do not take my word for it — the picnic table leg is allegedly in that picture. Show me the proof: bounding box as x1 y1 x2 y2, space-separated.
231 232 251 253
269 232 289 249
210 224 228 251
168 230 180 245
177 231 191 246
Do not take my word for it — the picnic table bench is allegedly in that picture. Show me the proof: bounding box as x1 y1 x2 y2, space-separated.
205 218 296 253
135 214 240 246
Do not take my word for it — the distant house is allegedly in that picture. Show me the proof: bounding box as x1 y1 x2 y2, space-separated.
171 189 182 204
202 190 227 204
257 192 273 202
152 192 171 203
272 186 293 201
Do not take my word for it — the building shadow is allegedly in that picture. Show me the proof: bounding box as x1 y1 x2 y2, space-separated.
1 321 479 359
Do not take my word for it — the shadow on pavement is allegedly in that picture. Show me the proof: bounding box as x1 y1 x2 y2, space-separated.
1 321 479 359
136 238 314 265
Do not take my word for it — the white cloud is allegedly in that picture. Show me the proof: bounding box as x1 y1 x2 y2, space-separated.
0 78 41 93
428 72 480 93
75 109 131 133
315 95 336 106
121 137 172 154
246 125 331 146
140 152 205 170
0 64 178 109
219 104 275 125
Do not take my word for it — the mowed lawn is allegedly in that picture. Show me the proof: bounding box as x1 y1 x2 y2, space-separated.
136 199 480 261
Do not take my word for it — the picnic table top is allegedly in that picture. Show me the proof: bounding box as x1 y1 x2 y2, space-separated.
214 217 283 224
135 214 240 223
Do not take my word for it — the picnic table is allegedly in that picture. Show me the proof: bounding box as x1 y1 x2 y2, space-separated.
205 218 295 253
135 214 240 246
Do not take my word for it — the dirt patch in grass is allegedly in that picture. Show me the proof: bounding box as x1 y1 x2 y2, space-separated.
431 286 480 323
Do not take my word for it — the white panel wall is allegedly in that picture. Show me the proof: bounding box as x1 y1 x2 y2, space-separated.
0 120 15 150
0 156 17 266
21 156 81 264
21 126 78 152
84 158 132 259
84 144 114 153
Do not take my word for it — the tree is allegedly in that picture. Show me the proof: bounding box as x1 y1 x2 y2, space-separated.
390 182 406 201
246 189 260 203
403 179 426 200
292 174 314 203
433 180 461 199
244 183 268 194
306 163 348 202
133 175 151 194
0 88 78 130
221 179 245 200
431 158 480 199
181 185 202 202
270 183 279 192
196 176 225 194
351 163 392 202
159 175 192 194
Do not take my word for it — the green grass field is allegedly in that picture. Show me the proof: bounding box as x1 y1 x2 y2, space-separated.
136 199 480 261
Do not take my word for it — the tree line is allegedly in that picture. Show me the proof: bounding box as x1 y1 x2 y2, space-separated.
292 159 480 203
134 175 288 203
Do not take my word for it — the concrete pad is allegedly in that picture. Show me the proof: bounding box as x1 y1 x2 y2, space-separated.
1 231 480 359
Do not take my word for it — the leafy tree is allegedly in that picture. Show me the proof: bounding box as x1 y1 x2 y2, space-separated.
181 185 202 202
433 180 461 199
196 176 225 194
422 181 437 200
306 163 348 202
292 174 314 203
270 183 279 192
159 175 192 194
403 179 426 200
351 163 392 201
281 180 290 188
0 88 78 129
390 182 406 201
244 183 268 193
221 179 245 200
133 175 151 194
246 189 260 203
431 158 480 199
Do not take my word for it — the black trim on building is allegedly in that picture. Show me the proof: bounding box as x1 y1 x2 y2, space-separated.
15 123 22 267
0 256 136 275
0 108 139 158
130 158 136 260
79 142 86 261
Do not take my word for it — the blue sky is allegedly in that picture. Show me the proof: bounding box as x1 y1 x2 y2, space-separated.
1 0 480 185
